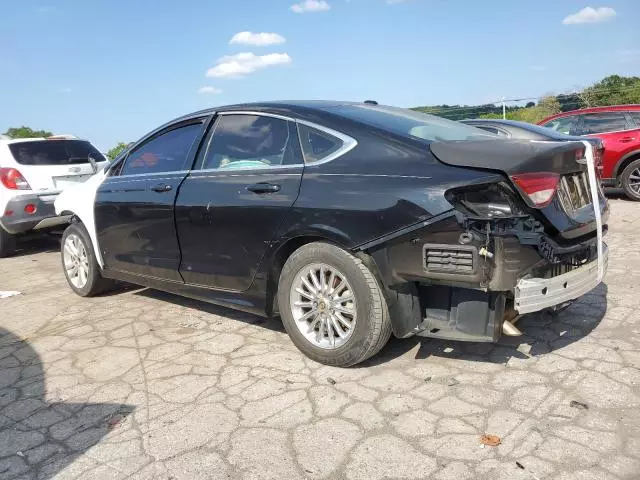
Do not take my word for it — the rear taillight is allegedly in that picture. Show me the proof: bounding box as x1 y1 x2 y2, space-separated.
510 172 559 208
0 168 31 190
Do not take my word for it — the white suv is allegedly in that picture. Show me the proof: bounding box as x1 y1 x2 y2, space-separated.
0 135 109 257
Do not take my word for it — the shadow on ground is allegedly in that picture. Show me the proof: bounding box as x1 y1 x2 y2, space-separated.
365 282 608 367
135 288 286 333
129 278 607 368
0 327 134 479
8 234 60 258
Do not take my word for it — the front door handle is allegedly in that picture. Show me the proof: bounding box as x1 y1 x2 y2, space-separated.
619 137 636 143
151 184 172 193
246 183 280 193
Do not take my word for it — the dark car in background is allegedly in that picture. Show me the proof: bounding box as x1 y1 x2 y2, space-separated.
538 105 640 200
54 102 608 366
460 118 605 178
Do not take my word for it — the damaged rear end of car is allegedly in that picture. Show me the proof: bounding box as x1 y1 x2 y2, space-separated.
362 138 608 343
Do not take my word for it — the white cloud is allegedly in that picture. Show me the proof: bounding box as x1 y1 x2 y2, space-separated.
386 0 409 4
198 86 223 94
290 0 330 13
206 52 292 78
562 7 616 25
229 31 286 46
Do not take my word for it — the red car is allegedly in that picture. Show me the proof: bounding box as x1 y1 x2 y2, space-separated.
539 105 640 200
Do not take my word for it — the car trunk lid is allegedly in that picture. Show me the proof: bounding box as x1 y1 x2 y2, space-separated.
429 138 608 240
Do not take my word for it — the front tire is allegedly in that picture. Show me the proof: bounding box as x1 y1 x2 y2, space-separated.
278 242 391 367
621 158 640 201
61 223 114 296
0 228 16 258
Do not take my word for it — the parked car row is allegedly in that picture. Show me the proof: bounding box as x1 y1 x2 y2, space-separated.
0 135 109 256
51 101 608 366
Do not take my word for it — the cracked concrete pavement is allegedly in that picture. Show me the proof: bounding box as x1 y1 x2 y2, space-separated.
0 198 639 480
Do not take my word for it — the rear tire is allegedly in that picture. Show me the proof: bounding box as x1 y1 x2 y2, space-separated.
278 242 391 367
0 228 16 258
621 158 640 201
61 223 115 296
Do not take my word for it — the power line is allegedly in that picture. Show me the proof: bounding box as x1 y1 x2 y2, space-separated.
411 85 640 116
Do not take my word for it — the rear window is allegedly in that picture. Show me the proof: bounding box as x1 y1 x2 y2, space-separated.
8 140 106 166
327 104 493 142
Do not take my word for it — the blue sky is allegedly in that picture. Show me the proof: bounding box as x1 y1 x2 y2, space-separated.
1 0 638 151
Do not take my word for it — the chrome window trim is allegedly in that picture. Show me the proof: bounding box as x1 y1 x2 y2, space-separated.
105 170 190 181
214 110 358 167
296 119 358 166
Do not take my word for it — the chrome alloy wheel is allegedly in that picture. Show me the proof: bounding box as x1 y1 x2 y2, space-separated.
63 233 89 289
629 167 640 194
289 263 357 349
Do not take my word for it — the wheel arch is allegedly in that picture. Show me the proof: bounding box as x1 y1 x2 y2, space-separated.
614 149 640 179
262 231 421 339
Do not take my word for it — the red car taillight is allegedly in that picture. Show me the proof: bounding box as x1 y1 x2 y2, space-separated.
0 168 31 190
510 172 560 208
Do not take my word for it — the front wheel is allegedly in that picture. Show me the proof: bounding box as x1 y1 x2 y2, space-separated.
61 223 114 296
621 158 640 201
278 242 391 367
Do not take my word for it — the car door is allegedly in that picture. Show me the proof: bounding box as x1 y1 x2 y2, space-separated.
579 112 635 179
95 118 208 281
175 112 304 291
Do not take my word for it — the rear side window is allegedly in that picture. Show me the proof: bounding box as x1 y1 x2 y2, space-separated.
629 112 640 127
120 123 203 176
581 113 628 134
541 115 578 135
8 140 106 166
297 124 343 163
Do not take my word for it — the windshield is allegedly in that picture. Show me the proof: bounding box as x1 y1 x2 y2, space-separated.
9 140 107 166
328 104 494 142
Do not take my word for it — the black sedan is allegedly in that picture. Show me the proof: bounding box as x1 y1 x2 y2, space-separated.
54 102 608 366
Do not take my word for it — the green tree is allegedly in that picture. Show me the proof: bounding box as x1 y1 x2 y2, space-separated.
106 142 129 160
580 75 640 107
4 126 53 139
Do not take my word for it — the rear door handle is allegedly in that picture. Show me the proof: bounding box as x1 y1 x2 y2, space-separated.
619 137 636 143
151 184 172 193
246 183 280 193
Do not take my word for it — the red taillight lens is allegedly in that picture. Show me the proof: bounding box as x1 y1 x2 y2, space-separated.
510 172 560 208
24 204 37 215
0 168 31 190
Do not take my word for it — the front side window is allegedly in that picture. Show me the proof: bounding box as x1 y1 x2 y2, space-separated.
297 124 344 163
581 112 628 134
202 115 299 170
120 123 203 176
541 115 578 135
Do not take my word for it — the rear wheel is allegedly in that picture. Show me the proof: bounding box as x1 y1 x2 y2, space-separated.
621 158 640 201
278 242 391 367
61 223 114 296
0 228 16 258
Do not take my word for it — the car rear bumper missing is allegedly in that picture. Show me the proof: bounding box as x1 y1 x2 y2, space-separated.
0 193 71 235
514 243 608 314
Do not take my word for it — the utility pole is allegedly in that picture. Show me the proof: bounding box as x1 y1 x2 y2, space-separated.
502 97 506 119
